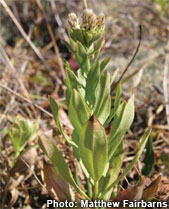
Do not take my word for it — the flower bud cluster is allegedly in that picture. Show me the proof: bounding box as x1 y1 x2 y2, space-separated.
67 9 105 47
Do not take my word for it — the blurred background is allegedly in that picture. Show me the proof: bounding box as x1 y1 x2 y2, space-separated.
0 0 169 208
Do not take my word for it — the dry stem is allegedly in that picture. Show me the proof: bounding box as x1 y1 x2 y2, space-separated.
83 0 88 9
163 50 169 127
36 0 66 80
0 0 51 72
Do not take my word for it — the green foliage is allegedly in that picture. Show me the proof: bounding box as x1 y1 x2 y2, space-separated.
9 119 38 159
104 83 121 126
108 96 135 160
79 116 108 181
100 129 152 199
69 89 89 133
100 141 124 200
39 135 90 200
49 97 77 150
76 41 90 73
94 72 111 124
32 73 50 86
39 7 158 204
155 0 169 15
142 137 154 176
85 62 100 107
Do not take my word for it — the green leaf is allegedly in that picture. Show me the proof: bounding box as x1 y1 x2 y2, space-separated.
70 28 86 45
62 39 75 53
142 137 154 176
68 89 89 133
111 67 119 85
65 65 80 104
76 41 90 73
94 38 105 52
71 130 81 160
9 124 21 155
110 96 134 138
77 68 86 87
94 72 111 124
108 96 135 160
116 129 151 183
104 83 122 126
74 163 81 187
89 38 105 55
86 177 93 198
49 97 77 149
101 141 124 200
85 62 100 107
76 41 87 60
39 135 90 200
100 57 111 74
79 116 108 180
9 120 38 158
100 129 151 198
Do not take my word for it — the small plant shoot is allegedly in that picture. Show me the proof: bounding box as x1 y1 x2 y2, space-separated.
39 2 161 206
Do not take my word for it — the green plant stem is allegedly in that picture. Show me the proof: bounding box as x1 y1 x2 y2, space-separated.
93 180 99 200
83 0 88 9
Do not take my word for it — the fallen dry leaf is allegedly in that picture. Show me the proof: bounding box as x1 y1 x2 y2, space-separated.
42 161 72 201
142 175 161 201
111 179 145 209
9 147 37 176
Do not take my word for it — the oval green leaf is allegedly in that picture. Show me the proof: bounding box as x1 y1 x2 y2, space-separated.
79 115 108 180
68 89 89 133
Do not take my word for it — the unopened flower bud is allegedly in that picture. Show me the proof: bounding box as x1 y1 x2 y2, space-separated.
96 13 105 27
68 13 78 28
82 9 96 29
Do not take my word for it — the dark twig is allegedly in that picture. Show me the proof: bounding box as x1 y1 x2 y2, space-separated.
111 25 142 92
